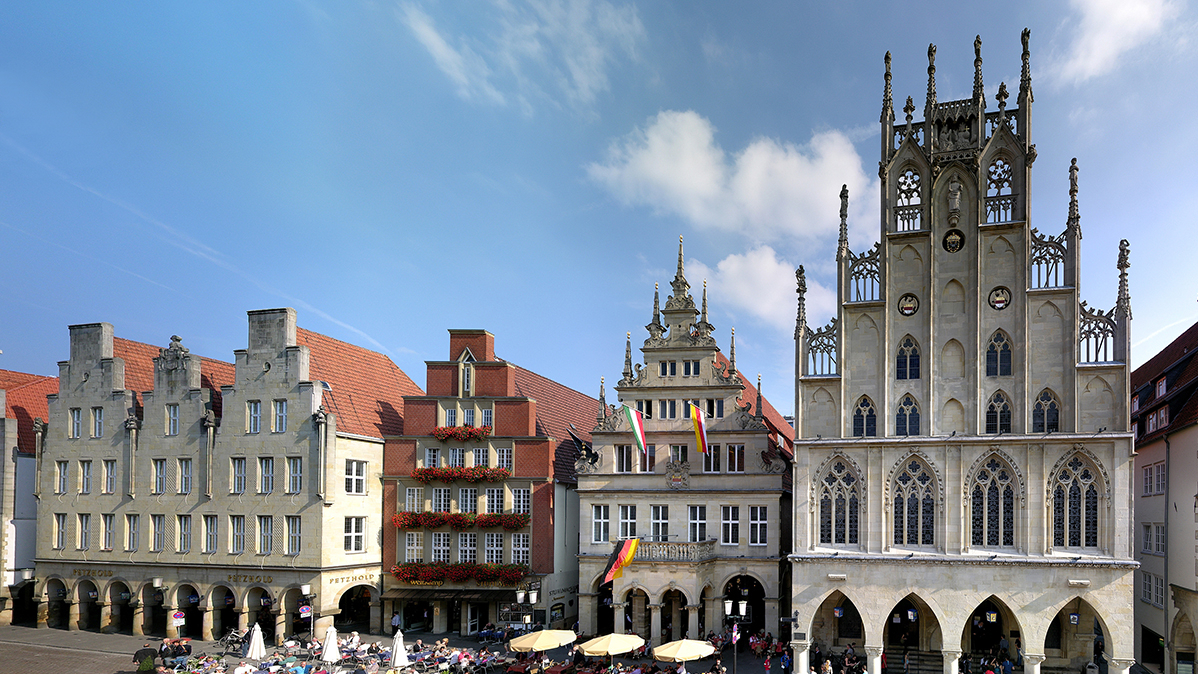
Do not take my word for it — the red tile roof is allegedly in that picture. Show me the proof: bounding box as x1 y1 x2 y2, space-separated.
511 365 599 484
1 370 58 455
1132 321 1198 391
297 328 424 439
1133 320 1198 443
113 337 236 418
715 352 794 459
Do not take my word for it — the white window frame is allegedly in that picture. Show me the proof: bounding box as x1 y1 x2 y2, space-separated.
432 531 451 562
406 487 423 512
258 515 273 554
153 459 167 494
703 446 720 473
345 459 367 495
230 515 245 553
127 514 140 552
670 444 687 464
204 515 218 553
286 516 302 555
449 448 466 468
1156 463 1167 494
639 444 655 473
486 488 503 514
151 514 166 552
619 505 636 539
103 459 116 494
69 408 81 439
464 408 475 427
1155 574 1166 607
513 488 530 514
433 488 451 513
259 457 274 494
102 513 114 551
458 532 477 563
749 506 767 546
425 448 441 468
616 445 634 473
459 487 477 513
721 506 739 545
92 407 104 438
405 532 423 562
593 504 610 543
728 444 745 473
482 408 493 427
166 403 180 436
178 514 191 553
651 505 669 542
231 457 246 494
56 461 68 494
1142 523 1154 553
344 516 365 552
273 399 287 433
496 447 512 471
54 513 67 549
1155 524 1166 554
445 408 457 427
178 458 192 494
287 457 303 493
1141 571 1154 603
79 460 92 494
511 533 530 565
247 400 261 434
485 532 503 564
689 505 706 542
1157 378 1167 398
1132 395 1139 413
77 513 90 550
1143 466 1153 496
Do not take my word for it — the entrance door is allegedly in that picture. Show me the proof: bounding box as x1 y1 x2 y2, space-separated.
468 604 485 635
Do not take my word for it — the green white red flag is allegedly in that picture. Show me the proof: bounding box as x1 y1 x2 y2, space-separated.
622 405 647 457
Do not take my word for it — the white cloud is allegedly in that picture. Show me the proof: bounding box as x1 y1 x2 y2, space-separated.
399 0 643 111
1053 0 1181 84
688 246 837 333
587 110 878 248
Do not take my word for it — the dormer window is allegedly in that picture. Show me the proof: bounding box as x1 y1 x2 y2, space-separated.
1156 377 1166 398
1131 395 1139 413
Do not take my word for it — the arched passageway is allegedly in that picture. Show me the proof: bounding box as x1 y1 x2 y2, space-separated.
961 597 1021 659
11 581 37 626
108 582 133 634
624 588 650 641
883 595 942 674
1044 598 1110 671
595 581 614 636
810 590 863 650
335 585 373 632
175 584 202 638
143 584 168 636
76 580 100 631
723 576 766 643
211 586 237 640
44 578 67 629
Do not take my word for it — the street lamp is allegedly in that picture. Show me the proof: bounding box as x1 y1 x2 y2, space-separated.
724 597 750 674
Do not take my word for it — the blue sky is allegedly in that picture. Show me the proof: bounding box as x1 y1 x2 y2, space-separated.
2 1 1195 415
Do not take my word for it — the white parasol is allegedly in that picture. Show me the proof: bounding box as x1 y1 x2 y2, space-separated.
391 629 410 667
244 622 268 661
321 624 342 663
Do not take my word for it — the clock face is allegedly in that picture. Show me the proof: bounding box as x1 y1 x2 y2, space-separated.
943 229 964 253
897 293 919 316
989 286 1012 310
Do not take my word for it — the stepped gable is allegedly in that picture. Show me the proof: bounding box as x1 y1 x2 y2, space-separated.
512 364 599 484
297 327 424 439
113 337 236 418
1 370 58 454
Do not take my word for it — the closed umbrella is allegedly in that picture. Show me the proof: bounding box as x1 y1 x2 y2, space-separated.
244 623 268 661
508 629 577 653
321 624 341 663
391 629 410 667
652 639 715 663
579 633 645 656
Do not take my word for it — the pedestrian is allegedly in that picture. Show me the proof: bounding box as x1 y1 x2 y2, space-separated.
133 643 158 671
781 651 792 674
764 657 771 674
392 611 402 635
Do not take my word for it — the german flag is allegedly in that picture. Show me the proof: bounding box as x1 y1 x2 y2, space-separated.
602 538 639 583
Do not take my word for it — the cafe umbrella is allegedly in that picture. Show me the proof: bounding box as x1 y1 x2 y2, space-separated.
509 630 578 653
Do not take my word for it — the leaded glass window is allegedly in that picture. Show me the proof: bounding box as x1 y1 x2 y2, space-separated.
896 337 921 380
986 331 1013 376
986 392 1012 434
819 459 860 546
1052 454 1101 549
970 456 1017 548
892 457 935 547
896 395 920 436
852 397 877 438
1033 389 1060 433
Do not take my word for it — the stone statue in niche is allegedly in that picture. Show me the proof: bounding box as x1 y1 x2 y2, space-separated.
948 175 962 213
938 120 975 152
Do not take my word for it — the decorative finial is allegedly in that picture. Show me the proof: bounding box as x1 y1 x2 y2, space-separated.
755 374 763 421
597 377 607 423
652 282 661 323
1117 240 1132 319
837 186 850 262
701 280 709 323
973 35 984 105
881 51 894 123
668 235 691 302
1067 158 1081 239
926 43 937 113
904 96 915 134
623 332 633 380
1019 28 1033 104
729 327 737 375
795 266 807 339
646 283 665 339
996 82 1009 122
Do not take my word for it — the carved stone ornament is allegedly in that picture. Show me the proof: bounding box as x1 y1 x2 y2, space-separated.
158 335 190 371
124 413 141 431
734 406 768 431
759 444 785 473
665 461 690 489
593 405 624 433
575 449 602 475
312 405 328 425
620 363 648 388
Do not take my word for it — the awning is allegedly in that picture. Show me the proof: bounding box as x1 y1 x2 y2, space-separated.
382 588 518 602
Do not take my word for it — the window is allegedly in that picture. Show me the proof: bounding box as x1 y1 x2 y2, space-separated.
670 444 687 464
475 447 489 468
56 461 68 494
659 361 667 377
204 515 218 553
445 408 457 427
1156 463 1166 494
670 361 677 376
458 532 477 563
511 533 530 565
659 400 668 419
1142 523 1153 553
102 514 114 550
103 460 116 494
1033 389 1060 433
513 488 530 514
485 532 503 564
344 517 365 552
986 332 1013 377
286 516 301 554
433 488 451 513
683 360 691 376
1131 395 1139 413
1155 524 1166 554
432 532 451 562
1141 571 1154 603
273 400 287 433
896 337 920 380
178 459 192 494
406 487 423 512
619 505 637 539
406 532 423 562
231 458 246 494
1155 575 1166 607
970 456 1016 548
593 505 610 543
151 514 165 552
69 408 81 438
92 407 104 438
253 515 271 554
668 400 677 419
1157 377 1167 398
721 506 739 545
78 513 90 550
486 488 503 514
345 460 366 494
230 515 245 553
496 448 513 471
425 448 440 468
895 395 920 436
127 514 140 551
166 403 179 436
79 460 92 494
651 505 669 542
54 513 67 549
459 488 477 513
449 448 466 468
152 459 167 494
1052 455 1100 549
247 401 261 434
639 444 655 472
616 445 634 473
463 408 475 427
749 506 767 546
892 457 936 547
727 445 744 473
819 460 860 546
178 515 191 553
852 397 877 437
1143 466 1153 496
482 408 493 427
287 457 302 493
688 505 707 542
986 392 1012 434
462 365 472 396
259 457 274 494
636 399 653 420
703 445 721 473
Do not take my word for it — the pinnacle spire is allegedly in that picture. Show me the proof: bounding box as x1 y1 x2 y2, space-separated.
623 332 633 380
1067 158 1081 239
837 185 850 262
652 283 661 323
755 374 763 421
1019 28 1033 104
729 327 737 375
668 235 692 304
701 280 709 324
795 266 807 339
996 82 1009 123
1116 239 1132 319
925 43 937 115
597 377 606 423
881 51 894 123
972 35 985 106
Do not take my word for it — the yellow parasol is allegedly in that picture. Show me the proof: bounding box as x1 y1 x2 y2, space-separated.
652 639 716 662
579 633 645 656
508 630 578 653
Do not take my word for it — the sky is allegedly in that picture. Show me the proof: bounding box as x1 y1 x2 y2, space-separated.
2 0 1196 416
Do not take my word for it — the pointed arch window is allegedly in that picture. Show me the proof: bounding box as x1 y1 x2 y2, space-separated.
986 392 1012 435
1033 389 1061 433
986 331 1013 376
896 337 921 380
970 456 1016 548
892 457 935 547
852 397 877 438
818 460 860 546
1052 455 1101 549
895 395 920 437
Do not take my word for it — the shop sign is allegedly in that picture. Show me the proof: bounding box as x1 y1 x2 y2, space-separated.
408 580 444 587
71 569 114 578
328 573 380 585
228 574 274 583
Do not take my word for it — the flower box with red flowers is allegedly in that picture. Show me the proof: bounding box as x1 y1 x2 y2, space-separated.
430 426 493 442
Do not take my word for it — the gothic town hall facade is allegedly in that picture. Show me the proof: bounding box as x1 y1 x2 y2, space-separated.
789 32 1135 674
